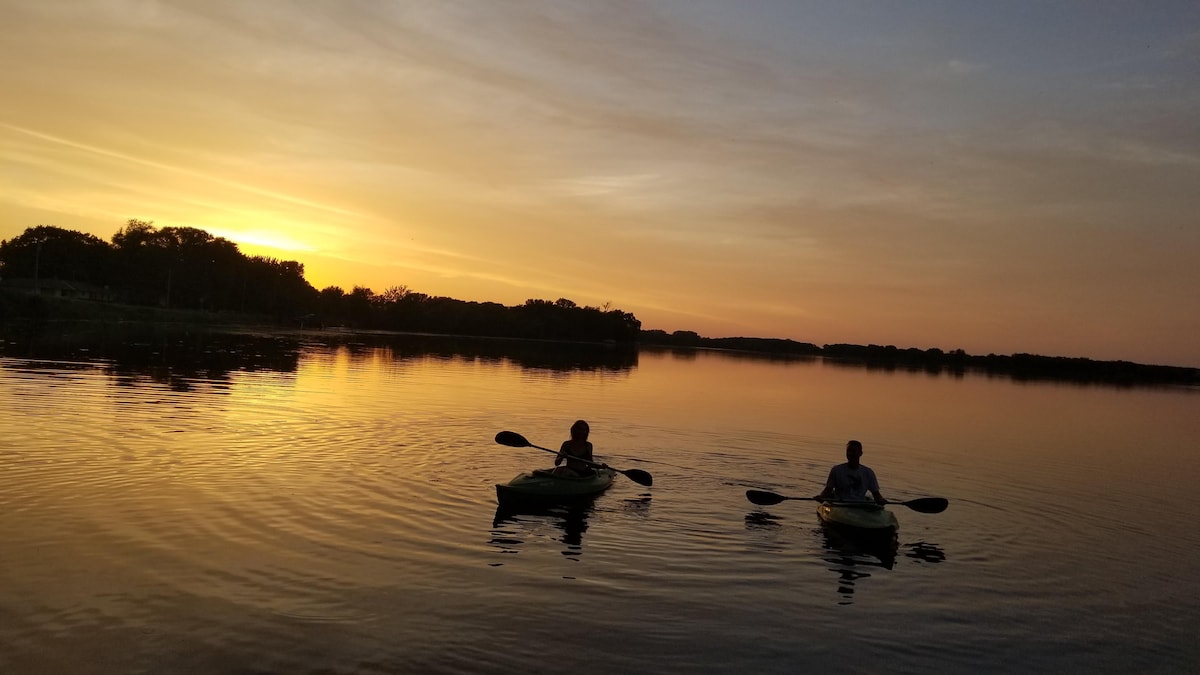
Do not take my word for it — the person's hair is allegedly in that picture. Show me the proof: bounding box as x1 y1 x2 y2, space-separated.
571 419 590 440
846 439 863 453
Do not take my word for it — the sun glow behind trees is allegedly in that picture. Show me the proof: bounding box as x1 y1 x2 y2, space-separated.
0 221 642 344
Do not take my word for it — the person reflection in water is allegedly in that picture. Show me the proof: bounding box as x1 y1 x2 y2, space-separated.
817 440 887 505
552 420 595 477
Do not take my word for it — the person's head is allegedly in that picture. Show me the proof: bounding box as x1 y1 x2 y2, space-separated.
570 419 590 441
845 440 863 466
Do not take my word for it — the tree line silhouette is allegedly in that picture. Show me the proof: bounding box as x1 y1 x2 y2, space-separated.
0 222 641 343
639 330 1199 387
2 221 1196 386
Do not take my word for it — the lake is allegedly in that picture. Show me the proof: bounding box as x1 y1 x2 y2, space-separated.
2 327 1198 674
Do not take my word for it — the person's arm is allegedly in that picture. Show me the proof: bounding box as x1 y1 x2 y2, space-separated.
866 469 886 504
816 468 836 500
555 441 569 466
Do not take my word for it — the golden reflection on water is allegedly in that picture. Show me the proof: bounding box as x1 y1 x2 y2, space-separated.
622 351 1200 474
3 336 1199 674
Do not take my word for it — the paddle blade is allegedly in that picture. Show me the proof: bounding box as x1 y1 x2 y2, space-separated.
902 497 949 514
621 468 653 487
746 489 788 506
494 431 531 448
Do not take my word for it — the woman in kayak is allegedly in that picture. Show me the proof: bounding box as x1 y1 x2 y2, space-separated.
816 440 888 504
553 420 595 477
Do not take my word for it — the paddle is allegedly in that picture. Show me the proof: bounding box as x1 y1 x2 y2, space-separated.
745 489 948 514
494 431 653 487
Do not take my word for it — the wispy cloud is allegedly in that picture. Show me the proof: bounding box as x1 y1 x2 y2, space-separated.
3 1 1200 365
0 123 361 218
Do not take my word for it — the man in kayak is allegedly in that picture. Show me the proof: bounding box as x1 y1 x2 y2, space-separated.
816 440 888 504
552 419 596 477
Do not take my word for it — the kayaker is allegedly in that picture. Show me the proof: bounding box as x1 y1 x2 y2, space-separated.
816 440 888 504
553 420 595 477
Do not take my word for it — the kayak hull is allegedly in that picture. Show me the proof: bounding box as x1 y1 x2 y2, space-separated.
495 468 617 505
816 501 899 531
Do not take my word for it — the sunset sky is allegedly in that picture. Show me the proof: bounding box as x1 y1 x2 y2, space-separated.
3 1 1199 367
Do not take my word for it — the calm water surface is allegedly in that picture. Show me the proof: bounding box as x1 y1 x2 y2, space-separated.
2 330 1198 674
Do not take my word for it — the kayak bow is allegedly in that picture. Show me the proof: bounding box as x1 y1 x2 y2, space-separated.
816 501 899 531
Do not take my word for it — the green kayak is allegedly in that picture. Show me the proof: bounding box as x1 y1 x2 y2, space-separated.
816 501 899 531
495 468 617 505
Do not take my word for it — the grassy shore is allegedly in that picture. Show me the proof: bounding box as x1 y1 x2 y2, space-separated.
0 288 280 329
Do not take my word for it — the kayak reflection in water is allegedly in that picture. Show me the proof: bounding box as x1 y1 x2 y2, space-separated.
489 502 595 560
553 419 596 477
816 440 888 505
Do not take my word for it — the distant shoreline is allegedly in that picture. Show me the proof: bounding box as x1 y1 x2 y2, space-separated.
2 289 1197 388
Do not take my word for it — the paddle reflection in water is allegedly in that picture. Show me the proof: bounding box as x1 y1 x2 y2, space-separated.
618 494 653 517
903 540 947 564
744 511 784 530
743 511 789 554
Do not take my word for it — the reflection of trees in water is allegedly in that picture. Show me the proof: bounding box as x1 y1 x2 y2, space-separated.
106 334 301 392
1 325 302 391
0 326 638 394
321 332 637 373
642 342 1199 389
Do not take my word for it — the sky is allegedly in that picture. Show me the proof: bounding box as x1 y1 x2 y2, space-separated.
2 1 1199 368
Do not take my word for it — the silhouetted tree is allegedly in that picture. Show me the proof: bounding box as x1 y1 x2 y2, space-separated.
0 225 112 284
3 222 643 343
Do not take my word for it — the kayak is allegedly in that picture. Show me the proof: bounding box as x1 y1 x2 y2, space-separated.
816 501 899 531
495 467 617 505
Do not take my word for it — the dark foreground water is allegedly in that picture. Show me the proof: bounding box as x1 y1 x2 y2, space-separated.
2 328 1198 674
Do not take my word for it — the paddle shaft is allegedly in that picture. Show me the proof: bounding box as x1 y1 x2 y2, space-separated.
746 489 948 513
494 431 653 487
783 496 887 509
